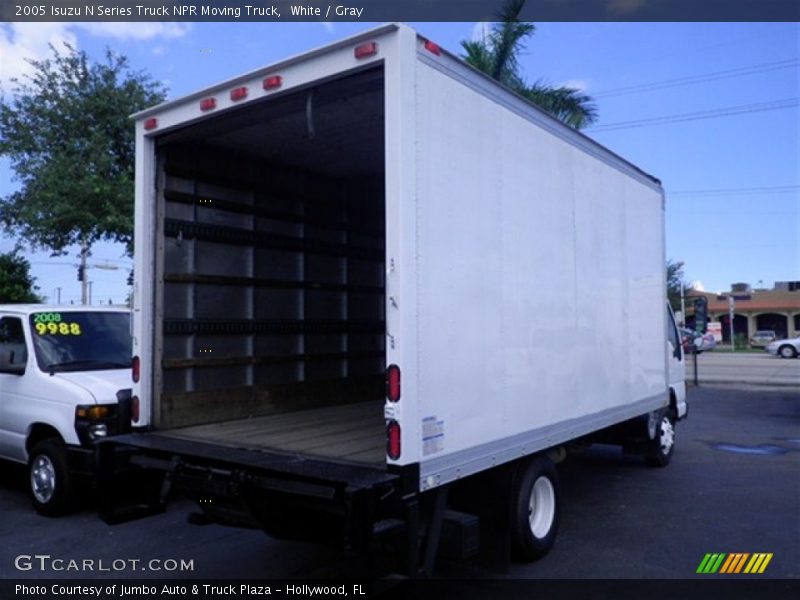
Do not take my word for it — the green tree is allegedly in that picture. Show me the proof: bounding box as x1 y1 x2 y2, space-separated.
0 44 167 256
461 0 597 129
0 252 43 303
667 259 692 313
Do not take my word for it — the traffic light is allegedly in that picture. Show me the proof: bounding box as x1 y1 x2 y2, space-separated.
77 265 85 282
694 296 708 333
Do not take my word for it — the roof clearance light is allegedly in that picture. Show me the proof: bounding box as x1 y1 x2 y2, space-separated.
387 364 401 402
143 117 158 131
354 42 378 59
423 40 441 56
200 97 217 112
230 86 248 101
263 75 283 90
387 420 401 460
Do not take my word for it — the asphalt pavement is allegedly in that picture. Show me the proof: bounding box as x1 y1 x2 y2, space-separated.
1 385 797 583
688 351 799 387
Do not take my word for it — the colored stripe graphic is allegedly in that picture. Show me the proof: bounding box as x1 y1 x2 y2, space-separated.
720 553 749 573
744 553 774 574
698 552 774 574
697 553 727 573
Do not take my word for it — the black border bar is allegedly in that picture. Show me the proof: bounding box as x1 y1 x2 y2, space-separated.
4 1 800 22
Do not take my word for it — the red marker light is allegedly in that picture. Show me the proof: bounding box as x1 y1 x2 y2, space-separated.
423 40 441 56
131 396 140 423
132 355 140 383
386 364 401 402
143 118 158 131
354 42 378 59
230 86 248 101
263 75 282 90
387 420 401 460
200 97 217 111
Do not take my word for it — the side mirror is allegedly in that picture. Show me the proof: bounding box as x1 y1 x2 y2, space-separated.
0 349 26 375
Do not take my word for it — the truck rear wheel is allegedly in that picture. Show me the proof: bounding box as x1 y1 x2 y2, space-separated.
510 455 560 561
29 438 74 516
645 410 676 468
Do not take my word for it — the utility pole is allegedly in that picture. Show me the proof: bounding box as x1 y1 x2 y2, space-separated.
680 281 686 327
55 287 61 304
80 239 89 305
728 296 735 352
88 281 93 305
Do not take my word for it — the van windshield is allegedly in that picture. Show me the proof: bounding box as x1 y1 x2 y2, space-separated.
29 311 131 373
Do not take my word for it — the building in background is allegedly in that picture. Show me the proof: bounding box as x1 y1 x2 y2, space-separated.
686 281 800 343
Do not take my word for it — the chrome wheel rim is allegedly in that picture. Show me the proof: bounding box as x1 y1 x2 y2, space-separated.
659 417 675 455
528 476 556 539
31 454 56 503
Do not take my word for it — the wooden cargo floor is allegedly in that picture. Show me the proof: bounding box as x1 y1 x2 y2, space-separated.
156 401 386 466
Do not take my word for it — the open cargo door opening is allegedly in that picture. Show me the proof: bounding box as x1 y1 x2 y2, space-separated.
152 66 388 466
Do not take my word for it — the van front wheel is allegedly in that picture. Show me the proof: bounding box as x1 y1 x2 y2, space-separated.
29 439 74 516
510 455 560 561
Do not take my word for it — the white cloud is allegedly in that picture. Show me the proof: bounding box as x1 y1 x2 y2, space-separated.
0 23 77 87
75 22 191 41
690 280 706 292
471 22 491 43
321 22 335 34
152 45 166 56
559 79 591 92
1 21 190 89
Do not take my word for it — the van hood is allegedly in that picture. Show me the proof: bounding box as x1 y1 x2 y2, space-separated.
54 370 131 404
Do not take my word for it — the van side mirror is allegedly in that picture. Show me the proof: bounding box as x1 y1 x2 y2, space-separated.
0 349 26 375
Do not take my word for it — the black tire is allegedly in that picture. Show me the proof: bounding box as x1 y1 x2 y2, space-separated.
778 345 797 359
28 438 74 516
645 410 676 468
510 455 560 562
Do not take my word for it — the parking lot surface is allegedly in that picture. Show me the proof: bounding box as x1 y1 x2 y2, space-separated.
0 386 797 581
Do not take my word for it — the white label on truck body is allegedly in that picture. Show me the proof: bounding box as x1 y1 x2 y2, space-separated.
422 416 445 456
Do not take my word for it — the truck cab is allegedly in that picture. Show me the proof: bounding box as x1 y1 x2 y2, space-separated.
0 305 131 515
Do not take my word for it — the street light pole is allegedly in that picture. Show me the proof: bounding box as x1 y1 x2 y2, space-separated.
80 239 89 305
728 296 735 352
680 281 686 327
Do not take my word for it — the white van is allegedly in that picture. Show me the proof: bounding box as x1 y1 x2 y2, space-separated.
0 305 131 515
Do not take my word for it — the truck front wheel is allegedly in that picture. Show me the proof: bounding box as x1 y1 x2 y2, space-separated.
29 439 74 516
510 455 560 561
645 410 676 468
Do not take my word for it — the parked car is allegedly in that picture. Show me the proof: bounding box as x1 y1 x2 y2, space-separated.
765 336 800 359
0 305 132 515
680 328 716 353
750 330 778 348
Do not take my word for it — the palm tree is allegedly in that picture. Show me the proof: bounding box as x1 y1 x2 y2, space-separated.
461 0 597 129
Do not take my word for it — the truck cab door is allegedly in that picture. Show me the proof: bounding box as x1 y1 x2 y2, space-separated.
666 305 687 419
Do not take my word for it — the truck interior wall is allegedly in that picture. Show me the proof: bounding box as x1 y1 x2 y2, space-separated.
153 67 386 434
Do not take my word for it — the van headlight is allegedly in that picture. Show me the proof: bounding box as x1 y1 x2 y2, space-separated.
75 404 118 444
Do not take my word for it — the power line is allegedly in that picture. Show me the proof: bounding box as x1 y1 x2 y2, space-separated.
589 98 799 132
594 59 799 98
668 185 800 197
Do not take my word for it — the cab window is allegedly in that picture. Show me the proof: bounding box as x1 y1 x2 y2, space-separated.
0 317 28 366
666 306 682 361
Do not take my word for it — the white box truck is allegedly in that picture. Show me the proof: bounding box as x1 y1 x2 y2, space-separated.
98 24 687 574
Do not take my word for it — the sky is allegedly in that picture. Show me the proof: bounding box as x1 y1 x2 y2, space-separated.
0 20 798 304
